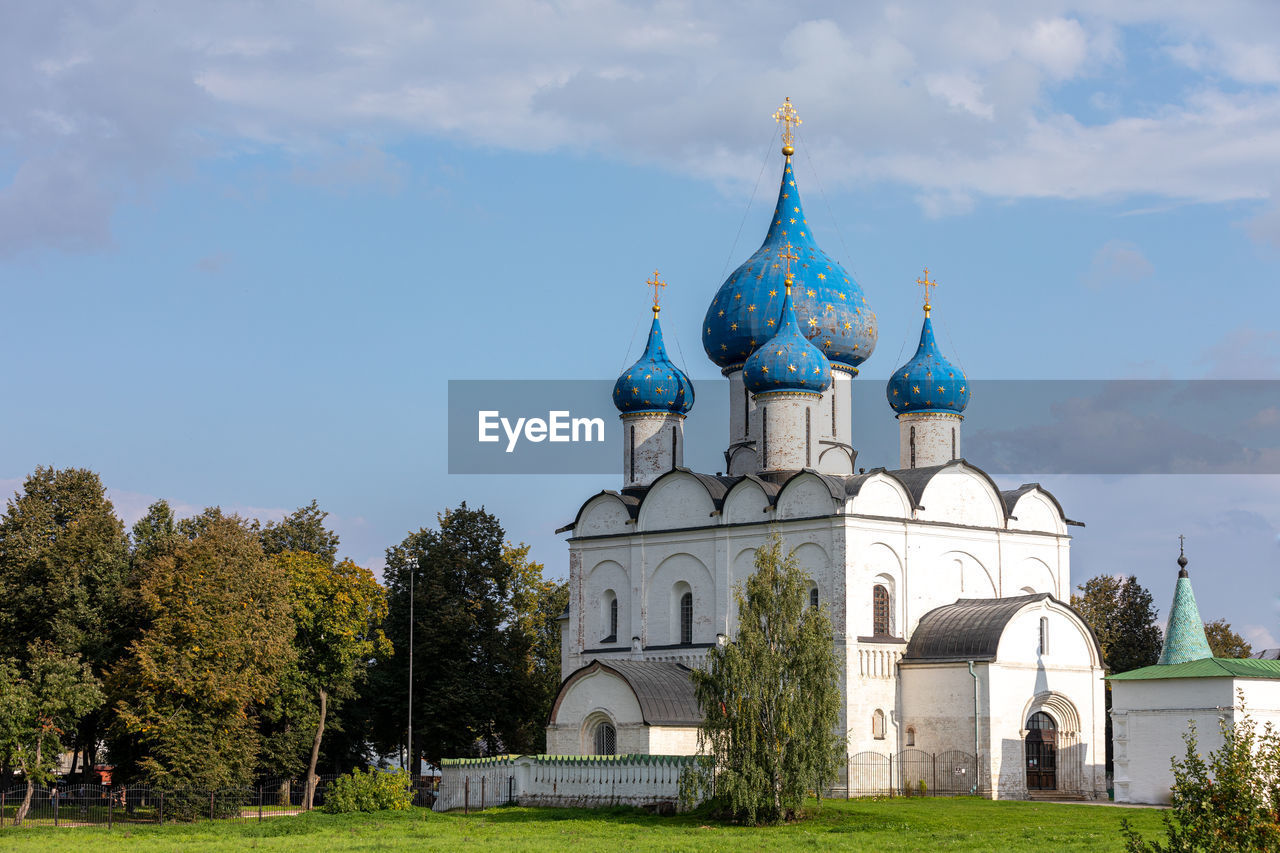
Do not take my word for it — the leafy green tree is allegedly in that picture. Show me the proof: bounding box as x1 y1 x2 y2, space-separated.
0 467 129 780
1123 695 1280 852
1203 619 1252 659
686 534 843 825
505 543 569 752
1072 576 1163 674
130 499 181 564
370 503 542 768
277 551 390 809
262 500 340 565
0 641 102 824
110 509 295 788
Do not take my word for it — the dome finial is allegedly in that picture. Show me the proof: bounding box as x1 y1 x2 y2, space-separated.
1177 534 1189 576
647 269 666 316
916 267 938 318
773 97 801 158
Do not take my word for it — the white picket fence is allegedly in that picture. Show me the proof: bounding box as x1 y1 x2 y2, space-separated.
434 754 698 811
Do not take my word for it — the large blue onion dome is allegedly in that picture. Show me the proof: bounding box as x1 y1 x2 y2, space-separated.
702 156 877 372
743 279 832 396
886 291 968 416
613 307 694 415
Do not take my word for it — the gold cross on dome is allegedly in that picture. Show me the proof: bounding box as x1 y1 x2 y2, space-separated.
647 269 666 314
779 242 799 293
773 97 801 155
916 267 938 317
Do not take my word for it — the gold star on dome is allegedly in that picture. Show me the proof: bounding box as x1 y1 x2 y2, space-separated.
937 386 945 394
720 344 727 351
838 292 846 300
644 373 652 380
767 319 775 327
807 317 818 328
823 339 831 347
788 364 796 373
817 272 826 280
718 310 724 317
807 289 816 298
912 385 920 394
790 218 796 224
730 322 738 331
762 366 769 374
734 293 742 300
813 366 820 374
789 180 795 186
960 386 966 394
632 387 639 394
769 289 777 297
843 321 851 331
776 349 785 356
750 338 757 346
747 304 756 312
793 206 800 213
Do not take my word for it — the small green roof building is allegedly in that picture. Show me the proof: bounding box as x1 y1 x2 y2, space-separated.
1109 545 1280 804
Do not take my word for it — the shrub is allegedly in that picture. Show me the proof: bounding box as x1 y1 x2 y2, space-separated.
1123 694 1280 852
322 768 413 814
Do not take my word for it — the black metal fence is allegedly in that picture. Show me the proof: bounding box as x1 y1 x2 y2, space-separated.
847 750 982 797
0 784 307 827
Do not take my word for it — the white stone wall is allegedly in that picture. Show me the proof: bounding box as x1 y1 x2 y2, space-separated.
725 368 854 476
1112 677 1280 804
546 668 650 755
898 412 962 468
756 392 821 472
621 412 684 488
435 754 699 811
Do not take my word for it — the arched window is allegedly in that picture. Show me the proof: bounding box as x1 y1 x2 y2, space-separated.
593 721 617 755
906 726 916 747
873 584 890 636
602 590 617 642
1027 711 1055 732
609 597 619 641
1038 616 1049 656
872 709 886 740
680 592 693 645
810 588 819 609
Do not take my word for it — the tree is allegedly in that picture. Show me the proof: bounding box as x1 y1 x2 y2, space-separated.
0 642 102 824
1072 575 1163 675
1203 619 1252 659
370 503 543 768
278 551 390 809
1123 695 1280 852
505 543 569 752
110 509 295 789
262 500 340 565
686 534 843 825
0 466 129 780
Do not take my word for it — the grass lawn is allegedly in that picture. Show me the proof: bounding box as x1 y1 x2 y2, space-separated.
0 797 1165 852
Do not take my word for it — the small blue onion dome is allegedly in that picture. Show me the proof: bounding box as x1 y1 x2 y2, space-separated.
703 157 877 372
613 309 695 415
886 307 969 415
743 284 832 396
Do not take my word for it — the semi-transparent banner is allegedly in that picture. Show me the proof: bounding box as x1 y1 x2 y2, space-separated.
447 379 1280 475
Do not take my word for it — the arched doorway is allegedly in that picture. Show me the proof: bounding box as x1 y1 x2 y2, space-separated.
1025 711 1057 790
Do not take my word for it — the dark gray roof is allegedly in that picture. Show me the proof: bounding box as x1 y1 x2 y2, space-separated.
902 594 1052 662
551 660 701 726
1252 648 1280 661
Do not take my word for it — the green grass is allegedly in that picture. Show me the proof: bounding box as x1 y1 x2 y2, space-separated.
0 797 1165 852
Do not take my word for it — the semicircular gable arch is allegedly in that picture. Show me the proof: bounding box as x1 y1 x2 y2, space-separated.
637 469 727 531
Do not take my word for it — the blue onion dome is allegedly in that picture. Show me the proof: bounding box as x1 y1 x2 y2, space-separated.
886 295 968 415
743 278 832 396
613 306 694 415
702 155 877 373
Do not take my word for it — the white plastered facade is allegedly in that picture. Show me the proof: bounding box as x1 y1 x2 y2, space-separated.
550 461 1108 799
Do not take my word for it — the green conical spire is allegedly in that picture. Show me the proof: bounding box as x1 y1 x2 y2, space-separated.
1157 541 1213 666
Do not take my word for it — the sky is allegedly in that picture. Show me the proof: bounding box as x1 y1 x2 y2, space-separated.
1 1 1278 649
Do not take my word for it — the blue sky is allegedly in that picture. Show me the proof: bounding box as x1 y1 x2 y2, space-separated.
1 2 1278 649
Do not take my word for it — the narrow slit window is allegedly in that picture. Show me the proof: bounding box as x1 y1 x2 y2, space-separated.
873 584 890 636
1039 616 1049 655
628 425 635 482
906 727 916 747
872 709 886 740
680 592 693 645
951 426 956 460
609 597 618 641
805 407 811 467
909 425 916 468
810 588 819 609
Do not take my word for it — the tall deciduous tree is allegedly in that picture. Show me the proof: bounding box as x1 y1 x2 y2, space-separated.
110 509 295 788
687 534 843 825
371 503 543 768
278 551 390 809
0 642 102 824
262 500 340 565
0 467 129 779
1072 575 1163 674
506 543 568 752
1203 619 1252 659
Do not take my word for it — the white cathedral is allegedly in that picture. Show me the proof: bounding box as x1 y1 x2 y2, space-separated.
545 102 1107 800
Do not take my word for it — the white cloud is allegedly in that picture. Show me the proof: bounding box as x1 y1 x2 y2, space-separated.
6 3 1280 250
1084 240 1154 289
1243 624 1278 651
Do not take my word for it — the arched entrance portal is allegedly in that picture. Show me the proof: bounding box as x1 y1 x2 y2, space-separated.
1025 711 1057 790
